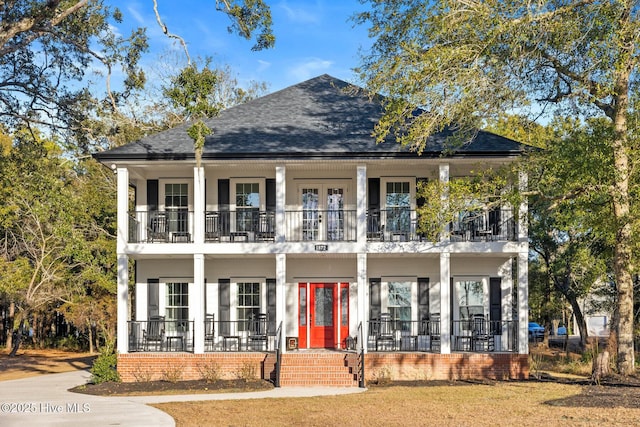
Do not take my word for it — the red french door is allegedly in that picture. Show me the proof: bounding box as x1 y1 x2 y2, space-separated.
298 283 349 349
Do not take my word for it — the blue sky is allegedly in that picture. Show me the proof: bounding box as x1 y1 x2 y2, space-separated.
110 1 372 93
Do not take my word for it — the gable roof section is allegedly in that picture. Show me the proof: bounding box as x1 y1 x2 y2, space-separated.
94 74 525 162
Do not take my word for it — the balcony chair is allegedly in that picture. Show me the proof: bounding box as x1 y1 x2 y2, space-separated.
257 211 275 241
148 213 168 242
205 212 220 242
471 314 495 352
143 315 165 351
375 313 395 351
428 314 441 351
247 313 268 351
204 314 215 351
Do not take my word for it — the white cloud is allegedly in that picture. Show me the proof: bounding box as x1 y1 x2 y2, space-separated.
279 1 321 24
257 60 271 72
288 58 333 81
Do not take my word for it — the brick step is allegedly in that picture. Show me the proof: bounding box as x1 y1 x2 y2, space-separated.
275 353 359 387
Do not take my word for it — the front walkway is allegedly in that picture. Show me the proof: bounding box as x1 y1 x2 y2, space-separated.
0 370 366 427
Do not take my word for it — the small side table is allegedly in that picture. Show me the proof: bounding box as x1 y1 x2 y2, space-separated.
167 336 184 351
223 336 241 351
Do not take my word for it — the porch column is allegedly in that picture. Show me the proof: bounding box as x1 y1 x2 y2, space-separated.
518 252 529 354
356 165 367 245
116 167 129 354
193 166 205 245
439 252 451 354
276 253 286 353
116 254 129 354
439 163 450 241
192 253 205 353
275 166 286 243
357 252 368 353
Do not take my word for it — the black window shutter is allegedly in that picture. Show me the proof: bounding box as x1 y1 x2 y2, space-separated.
147 180 158 212
368 178 380 211
219 279 231 336
490 277 502 334
266 179 276 211
147 279 159 318
416 178 429 208
218 179 230 235
266 278 276 334
418 277 430 321
369 278 381 320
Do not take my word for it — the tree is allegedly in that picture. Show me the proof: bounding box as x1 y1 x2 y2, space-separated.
356 0 639 374
0 1 148 137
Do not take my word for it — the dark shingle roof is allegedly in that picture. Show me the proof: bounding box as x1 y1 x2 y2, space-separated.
94 74 524 162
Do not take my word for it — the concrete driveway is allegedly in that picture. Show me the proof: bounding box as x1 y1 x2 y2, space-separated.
0 370 366 426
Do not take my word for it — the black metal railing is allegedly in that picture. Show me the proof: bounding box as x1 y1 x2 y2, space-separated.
203 318 277 352
357 322 365 388
128 210 194 243
366 318 517 353
285 209 357 241
274 321 283 388
451 319 518 352
127 319 194 352
205 210 275 242
367 319 440 352
449 208 517 242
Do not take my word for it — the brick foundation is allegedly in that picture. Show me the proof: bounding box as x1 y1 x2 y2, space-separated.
365 353 529 382
117 352 528 384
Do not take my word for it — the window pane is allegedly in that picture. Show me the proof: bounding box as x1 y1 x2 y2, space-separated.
237 282 261 330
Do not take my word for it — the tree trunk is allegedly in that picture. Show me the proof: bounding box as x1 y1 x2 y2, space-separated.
567 297 588 349
610 68 634 374
5 301 14 352
9 318 24 357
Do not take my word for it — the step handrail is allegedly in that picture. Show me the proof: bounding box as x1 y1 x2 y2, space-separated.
274 321 283 387
357 321 365 388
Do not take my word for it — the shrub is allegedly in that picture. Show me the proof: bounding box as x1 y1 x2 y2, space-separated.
235 362 258 382
198 360 221 383
161 363 184 383
90 345 120 384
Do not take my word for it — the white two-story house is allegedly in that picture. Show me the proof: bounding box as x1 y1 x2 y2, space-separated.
95 75 530 386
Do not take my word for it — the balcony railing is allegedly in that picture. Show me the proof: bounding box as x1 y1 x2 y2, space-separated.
128 319 194 352
366 208 517 242
126 207 517 244
129 210 194 243
366 318 518 353
285 209 357 242
204 210 275 242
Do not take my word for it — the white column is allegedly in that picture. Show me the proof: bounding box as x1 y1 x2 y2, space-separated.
518 252 529 354
518 171 528 242
275 166 286 243
439 163 450 241
117 255 129 354
193 167 205 245
192 254 205 353
439 252 451 354
116 167 129 253
357 165 367 245
116 167 129 354
276 254 286 353
357 253 368 353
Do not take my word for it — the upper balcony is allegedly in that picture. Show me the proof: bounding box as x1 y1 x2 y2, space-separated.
127 208 517 244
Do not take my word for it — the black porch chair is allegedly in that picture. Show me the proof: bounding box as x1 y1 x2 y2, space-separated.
471 315 495 351
143 315 165 351
247 313 268 351
375 313 395 351
204 314 215 351
424 314 441 351
148 213 168 242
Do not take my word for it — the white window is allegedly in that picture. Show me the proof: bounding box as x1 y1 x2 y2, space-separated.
237 282 261 327
166 282 189 331
388 281 411 326
455 278 487 330
165 183 189 233
385 181 411 234
235 183 260 232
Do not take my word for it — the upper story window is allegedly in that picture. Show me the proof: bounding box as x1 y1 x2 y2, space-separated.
236 183 260 232
385 181 411 234
165 183 189 233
